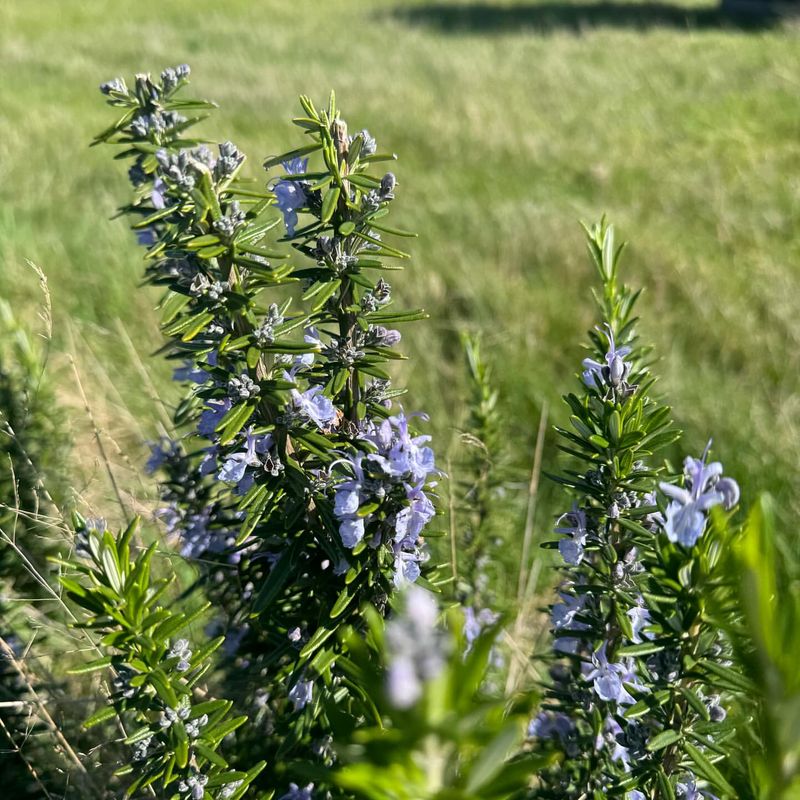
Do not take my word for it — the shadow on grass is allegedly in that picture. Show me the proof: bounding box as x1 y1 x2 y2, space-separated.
390 2 781 33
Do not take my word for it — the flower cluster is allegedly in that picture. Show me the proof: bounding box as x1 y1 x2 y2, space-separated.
333 412 437 584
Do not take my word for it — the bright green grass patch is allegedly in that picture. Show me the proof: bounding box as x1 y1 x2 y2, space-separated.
1 0 798 565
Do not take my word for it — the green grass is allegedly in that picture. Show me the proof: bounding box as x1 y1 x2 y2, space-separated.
1 0 799 555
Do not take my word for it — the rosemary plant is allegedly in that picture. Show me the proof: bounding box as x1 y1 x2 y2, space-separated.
92 65 441 791
530 220 742 800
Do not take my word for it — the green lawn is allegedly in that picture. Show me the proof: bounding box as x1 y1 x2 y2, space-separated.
1 0 799 556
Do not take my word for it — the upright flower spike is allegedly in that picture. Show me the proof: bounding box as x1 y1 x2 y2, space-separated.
529 220 742 800
95 72 442 789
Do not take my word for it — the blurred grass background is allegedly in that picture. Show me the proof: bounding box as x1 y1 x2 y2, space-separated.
0 0 798 565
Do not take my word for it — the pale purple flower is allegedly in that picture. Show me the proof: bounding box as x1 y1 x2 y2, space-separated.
556 506 589 565
283 157 308 175
217 429 273 488
660 447 739 547
528 711 575 743
145 437 178 474
291 385 336 429
584 642 636 706
552 592 590 633
554 636 581 655
286 327 321 372
288 627 302 643
288 679 313 712
172 360 208 383
339 517 365 549
136 227 158 247
333 454 367 548
151 177 168 209
386 586 444 708
393 546 426 586
627 598 652 644
334 487 360 518
393 484 435 546
463 606 500 647
582 323 632 391
278 784 315 800
155 504 182 534
676 777 719 800
363 412 436 484
199 447 218 476
596 716 630 770
330 412 437 563
275 158 308 236
179 509 213 558
198 398 232 439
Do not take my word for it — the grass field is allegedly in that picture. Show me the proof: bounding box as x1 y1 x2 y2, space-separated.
1 0 799 558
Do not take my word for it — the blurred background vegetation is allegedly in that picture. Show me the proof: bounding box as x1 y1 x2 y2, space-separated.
0 0 798 582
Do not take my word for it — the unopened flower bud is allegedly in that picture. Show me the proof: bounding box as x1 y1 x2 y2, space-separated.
609 354 625 386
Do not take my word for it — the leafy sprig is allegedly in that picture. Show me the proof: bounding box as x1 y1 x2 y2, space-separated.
60 515 265 799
